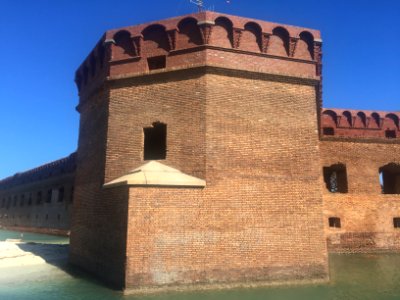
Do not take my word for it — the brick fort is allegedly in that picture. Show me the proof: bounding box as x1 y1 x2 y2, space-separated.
1 11 400 293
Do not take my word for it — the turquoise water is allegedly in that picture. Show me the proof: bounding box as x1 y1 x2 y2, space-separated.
0 229 69 244
1 229 400 300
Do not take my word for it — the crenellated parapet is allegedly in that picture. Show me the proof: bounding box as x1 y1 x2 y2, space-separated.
75 11 322 101
321 108 400 140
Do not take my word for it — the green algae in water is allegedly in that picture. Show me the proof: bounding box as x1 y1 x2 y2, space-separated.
1 229 400 300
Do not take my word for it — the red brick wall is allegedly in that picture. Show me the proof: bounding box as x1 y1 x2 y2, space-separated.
119 70 328 289
105 69 207 182
72 12 327 291
320 140 400 252
70 89 129 288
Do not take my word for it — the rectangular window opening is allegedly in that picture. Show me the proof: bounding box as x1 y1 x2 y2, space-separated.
323 164 348 193
386 130 396 139
394 218 400 228
58 187 65 202
46 189 52 203
323 127 335 136
147 56 166 71
144 122 167 160
36 191 42 205
380 164 400 194
329 217 341 228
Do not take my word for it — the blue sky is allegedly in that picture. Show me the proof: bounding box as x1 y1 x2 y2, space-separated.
0 0 399 178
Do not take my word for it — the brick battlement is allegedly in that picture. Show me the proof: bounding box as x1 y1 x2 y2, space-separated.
75 11 322 100
0 153 77 190
321 108 400 140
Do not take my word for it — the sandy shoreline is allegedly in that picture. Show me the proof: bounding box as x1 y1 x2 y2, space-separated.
0 241 68 268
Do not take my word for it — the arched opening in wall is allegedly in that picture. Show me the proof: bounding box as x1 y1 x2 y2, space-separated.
394 217 400 228
142 24 170 56
385 114 399 138
177 17 202 48
341 111 352 127
379 164 400 194
298 31 314 60
371 112 381 128
323 164 348 193
113 30 136 57
322 110 338 136
386 113 400 129
356 112 367 127
270 27 290 56
240 22 262 52
143 122 167 160
329 217 341 228
211 17 234 48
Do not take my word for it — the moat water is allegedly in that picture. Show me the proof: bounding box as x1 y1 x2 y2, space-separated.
1 229 400 300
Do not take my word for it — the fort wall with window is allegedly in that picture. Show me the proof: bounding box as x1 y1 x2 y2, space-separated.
320 109 400 252
0 10 399 293
0 153 76 235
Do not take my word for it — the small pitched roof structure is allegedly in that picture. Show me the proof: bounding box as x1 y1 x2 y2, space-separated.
103 161 206 188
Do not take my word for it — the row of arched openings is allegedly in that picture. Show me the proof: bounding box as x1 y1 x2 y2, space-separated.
112 17 315 60
322 110 400 129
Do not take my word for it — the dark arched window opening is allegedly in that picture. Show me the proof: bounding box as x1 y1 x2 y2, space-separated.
114 30 136 57
272 27 290 55
379 164 400 194
144 122 167 160
323 164 348 193
299 31 314 59
357 112 367 127
371 112 381 128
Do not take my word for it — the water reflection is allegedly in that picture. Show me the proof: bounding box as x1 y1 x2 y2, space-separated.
1 229 400 300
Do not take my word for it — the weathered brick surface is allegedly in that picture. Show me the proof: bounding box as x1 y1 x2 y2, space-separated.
0 155 76 232
321 108 400 139
1 13 398 292
110 70 328 289
320 140 400 252
69 11 328 291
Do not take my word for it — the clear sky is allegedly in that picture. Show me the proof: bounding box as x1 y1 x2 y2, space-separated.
0 0 399 179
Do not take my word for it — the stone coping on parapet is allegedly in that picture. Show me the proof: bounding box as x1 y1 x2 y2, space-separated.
0 153 77 190
321 108 400 141
75 11 322 99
